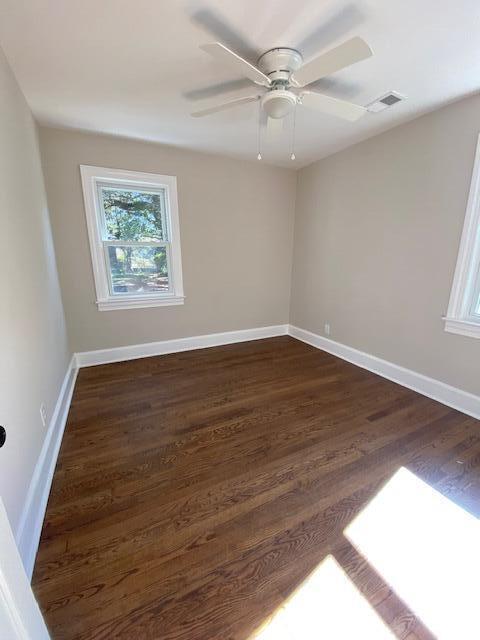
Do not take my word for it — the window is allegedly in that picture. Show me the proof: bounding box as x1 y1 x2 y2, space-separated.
445 135 480 338
80 166 184 310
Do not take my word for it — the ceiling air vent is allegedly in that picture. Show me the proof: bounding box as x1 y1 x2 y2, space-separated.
367 91 406 113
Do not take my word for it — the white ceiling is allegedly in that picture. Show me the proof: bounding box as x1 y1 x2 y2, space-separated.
0 0 479 168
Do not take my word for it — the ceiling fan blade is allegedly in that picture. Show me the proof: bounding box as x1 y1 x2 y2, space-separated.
201 42 271 87
294 4 364 59
184 78 252 102
191 8 260 62
291 37 372 88
300 91 367 121
191 95 260 118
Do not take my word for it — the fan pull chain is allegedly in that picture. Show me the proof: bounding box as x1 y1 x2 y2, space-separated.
257 100 262 160
290 103 297 161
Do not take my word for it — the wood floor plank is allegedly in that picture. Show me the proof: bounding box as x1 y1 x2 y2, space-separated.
32 336 479 639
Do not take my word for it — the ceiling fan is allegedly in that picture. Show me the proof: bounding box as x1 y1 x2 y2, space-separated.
191 37 373 123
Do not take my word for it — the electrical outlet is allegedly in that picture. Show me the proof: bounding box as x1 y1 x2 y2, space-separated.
40 403 47 427
324 323 331 336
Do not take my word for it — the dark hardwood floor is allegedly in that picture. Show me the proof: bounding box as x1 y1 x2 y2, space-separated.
32 336 479 639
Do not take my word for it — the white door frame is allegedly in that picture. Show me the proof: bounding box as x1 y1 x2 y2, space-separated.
0 499 50 639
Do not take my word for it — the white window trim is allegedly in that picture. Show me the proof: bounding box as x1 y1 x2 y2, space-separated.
444 134 480 338
80 165 184 311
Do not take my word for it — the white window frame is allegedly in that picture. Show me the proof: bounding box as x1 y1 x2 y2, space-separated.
80 165 184 311
444 134 480 338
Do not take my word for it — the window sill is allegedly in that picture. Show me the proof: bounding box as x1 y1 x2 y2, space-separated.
444 317 480 339
97 295 185 311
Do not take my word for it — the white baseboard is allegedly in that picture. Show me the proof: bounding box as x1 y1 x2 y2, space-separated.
76 323 480 419
75 324 289 367
288 325 480 420
16 356 78 580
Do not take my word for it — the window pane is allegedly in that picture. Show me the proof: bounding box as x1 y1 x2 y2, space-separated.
100 186 167 241
472 266 480 316
107 246 169 295
474 291 480 316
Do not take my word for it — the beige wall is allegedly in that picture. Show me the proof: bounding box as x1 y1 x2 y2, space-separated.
291 93 480 396
39 127 297 353
0 48 70 532
37 95 480 396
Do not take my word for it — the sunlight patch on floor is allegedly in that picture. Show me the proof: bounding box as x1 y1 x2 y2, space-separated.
345 466 480 640
250 555 394 639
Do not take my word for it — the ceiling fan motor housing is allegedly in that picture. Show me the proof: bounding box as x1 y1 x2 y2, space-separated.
257 48 303 119
257 47 303 83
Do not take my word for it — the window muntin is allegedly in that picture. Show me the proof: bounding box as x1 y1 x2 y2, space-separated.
80 166 184 311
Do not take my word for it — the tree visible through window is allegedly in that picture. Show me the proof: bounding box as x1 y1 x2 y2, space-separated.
99 185 171 295
81 166 183 311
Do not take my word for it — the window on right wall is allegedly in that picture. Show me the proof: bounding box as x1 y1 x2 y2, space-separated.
445 134 480 338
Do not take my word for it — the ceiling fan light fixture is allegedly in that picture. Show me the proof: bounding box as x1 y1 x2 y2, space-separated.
261 90 297 119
